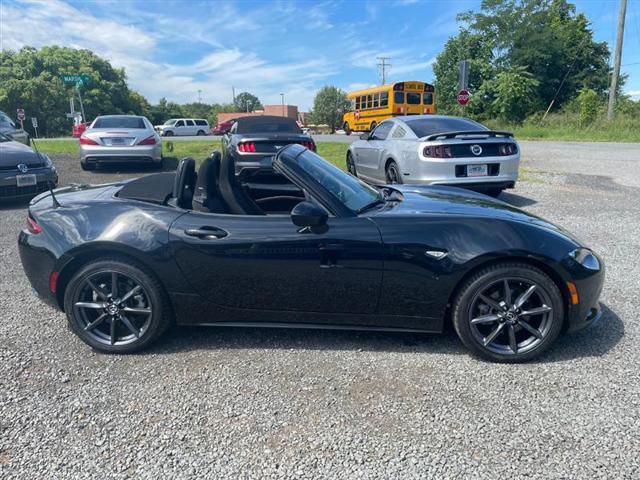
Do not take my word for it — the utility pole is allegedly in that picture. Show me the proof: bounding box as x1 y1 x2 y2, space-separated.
280 93 285 117
376 57 391 85
607 0 627 120
197 89 202 103
232 86 236 105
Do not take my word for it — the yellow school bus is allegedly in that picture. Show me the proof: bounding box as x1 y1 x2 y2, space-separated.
342 81 435 134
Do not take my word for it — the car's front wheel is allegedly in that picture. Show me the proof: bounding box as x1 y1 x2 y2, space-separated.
64 258 172 353
164 130 174 137
453 262 564 363
80 160 95 171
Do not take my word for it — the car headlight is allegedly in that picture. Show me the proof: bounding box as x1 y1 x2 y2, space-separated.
569 248 600 270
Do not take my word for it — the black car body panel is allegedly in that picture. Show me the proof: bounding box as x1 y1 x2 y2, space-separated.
18 145 604 338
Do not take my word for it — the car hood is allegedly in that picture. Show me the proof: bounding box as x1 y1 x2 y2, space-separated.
0 141 42 166
379 185 581 242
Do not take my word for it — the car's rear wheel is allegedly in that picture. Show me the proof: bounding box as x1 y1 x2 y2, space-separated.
196 130 205 136
64 259 172 353
343 122 351 136
346 151 357 177
385 161 402 184
452 262 564 363
81 160 95 171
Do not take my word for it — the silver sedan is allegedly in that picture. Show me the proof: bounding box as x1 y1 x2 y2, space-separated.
79 115 162 170
346 115 520 196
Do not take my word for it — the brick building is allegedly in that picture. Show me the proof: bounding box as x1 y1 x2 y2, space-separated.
217 104 299 125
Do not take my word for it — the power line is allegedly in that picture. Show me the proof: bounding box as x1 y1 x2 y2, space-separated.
376 57 391 85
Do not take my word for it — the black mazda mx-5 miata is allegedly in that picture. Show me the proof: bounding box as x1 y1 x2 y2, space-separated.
18 144 604 362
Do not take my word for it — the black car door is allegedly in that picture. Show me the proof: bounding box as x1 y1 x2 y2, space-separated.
168 211 383 316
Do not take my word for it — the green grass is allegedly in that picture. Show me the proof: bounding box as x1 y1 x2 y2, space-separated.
33 138 352 170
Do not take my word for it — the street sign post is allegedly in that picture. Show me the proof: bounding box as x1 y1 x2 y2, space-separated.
457 89 470 106
16 108 25 130
459 60 470 91
31 117 38 138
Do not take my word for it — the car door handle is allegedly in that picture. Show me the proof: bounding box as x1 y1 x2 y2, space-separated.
184 227 228 239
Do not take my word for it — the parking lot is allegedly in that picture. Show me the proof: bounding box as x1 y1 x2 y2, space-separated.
1 141 639 479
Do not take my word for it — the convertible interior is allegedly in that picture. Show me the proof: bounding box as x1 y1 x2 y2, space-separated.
117 151 307 215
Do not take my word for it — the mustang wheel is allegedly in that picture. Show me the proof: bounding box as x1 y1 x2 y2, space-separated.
385 161 402 184
64 259 171 353
453 263 564 362
346 152 357 176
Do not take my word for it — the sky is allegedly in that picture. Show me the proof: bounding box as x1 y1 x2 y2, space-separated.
1 0 639 110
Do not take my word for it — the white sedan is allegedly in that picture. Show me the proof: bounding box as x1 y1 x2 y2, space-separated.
346 115 520 196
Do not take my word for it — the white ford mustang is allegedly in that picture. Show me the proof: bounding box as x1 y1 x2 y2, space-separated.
346 115 520 197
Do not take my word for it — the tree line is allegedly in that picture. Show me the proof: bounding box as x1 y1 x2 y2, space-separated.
1 0 637 137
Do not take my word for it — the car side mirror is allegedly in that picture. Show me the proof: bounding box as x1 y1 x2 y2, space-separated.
359 133 370 140
291 201 328 228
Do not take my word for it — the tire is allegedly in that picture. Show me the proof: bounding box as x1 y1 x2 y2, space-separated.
64 258 172 353
196 130 205 136
155 157 164 169
343 122 352 136
452 262 564 363
370 121 377 132
385 160 402 184
81 160 95 171
164 130 174 137
346 151 357 177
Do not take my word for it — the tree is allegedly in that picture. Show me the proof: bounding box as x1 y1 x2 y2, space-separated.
310 86 350 133
433 0 611 121
488 66 540 122
0 46 150 136
234 92 262 112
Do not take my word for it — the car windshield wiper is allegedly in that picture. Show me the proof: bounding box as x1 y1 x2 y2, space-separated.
356 197 386 214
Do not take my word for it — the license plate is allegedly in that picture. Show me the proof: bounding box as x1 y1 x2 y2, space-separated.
16 174 37 187
111 138 126 145
105 137 132 146
467 164 488 177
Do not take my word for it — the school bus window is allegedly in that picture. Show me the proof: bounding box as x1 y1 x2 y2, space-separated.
423 93 433 105
394 91 405 104
366 95 372 109
381 91 389 107
407 92 421 104
373 93 380 108
355 97 361 110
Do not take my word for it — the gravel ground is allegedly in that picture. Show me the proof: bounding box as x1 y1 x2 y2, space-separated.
1 144 639 479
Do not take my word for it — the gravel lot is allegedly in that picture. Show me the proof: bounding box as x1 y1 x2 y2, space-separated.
1 143 639 479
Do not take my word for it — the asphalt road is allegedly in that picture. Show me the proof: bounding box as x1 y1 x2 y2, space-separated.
1 142 639 478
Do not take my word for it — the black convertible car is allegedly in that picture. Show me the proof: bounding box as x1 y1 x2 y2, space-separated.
18 145 604 362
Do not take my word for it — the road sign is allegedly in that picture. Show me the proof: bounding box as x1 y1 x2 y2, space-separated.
17 109 25 121
457 89 470 106
61 74 90 85
31 117 38 128
459 60 470 90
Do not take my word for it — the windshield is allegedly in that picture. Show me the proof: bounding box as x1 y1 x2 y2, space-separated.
92 116 146 129
293 149 382 212
405 117 488 137
163 119 177 125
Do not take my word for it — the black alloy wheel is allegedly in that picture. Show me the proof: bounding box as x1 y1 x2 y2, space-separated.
385 161 402 184
64 259 171 353
346 152 357 176
453 263 564 362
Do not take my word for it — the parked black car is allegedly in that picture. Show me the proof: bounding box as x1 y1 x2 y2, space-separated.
18 145 604 362
0 133 57 199
0 110 30 145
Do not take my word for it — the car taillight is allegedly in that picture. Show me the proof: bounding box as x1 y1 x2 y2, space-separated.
79 136 99 145
423 145 453 158
499 143 518 156
238 142 256 153
299 141 316 151
138 135 157 145
27 215 42 234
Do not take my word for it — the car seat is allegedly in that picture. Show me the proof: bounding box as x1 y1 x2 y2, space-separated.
192 151 225 213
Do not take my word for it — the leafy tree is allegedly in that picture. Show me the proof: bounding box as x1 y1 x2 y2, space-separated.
234 92 262 112
433 0 611 120
310 86 350 133
488 66 540 122
0 46 150 136
575 88 599 125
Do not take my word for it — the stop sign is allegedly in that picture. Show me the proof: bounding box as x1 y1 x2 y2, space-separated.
17 108 25 121
457 89 470 106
